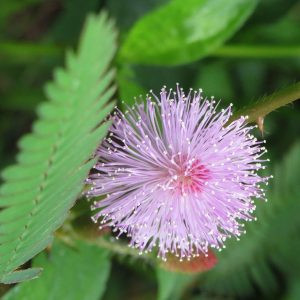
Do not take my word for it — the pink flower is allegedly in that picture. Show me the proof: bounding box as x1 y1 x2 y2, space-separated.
86 85 270 260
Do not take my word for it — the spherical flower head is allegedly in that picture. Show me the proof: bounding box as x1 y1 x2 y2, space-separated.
86 85 270 260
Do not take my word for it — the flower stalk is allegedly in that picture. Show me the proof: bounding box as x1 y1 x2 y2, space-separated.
230 81 300 123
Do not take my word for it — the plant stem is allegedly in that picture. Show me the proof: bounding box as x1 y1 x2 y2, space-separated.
1 42 299 63
56 224 156 264
229 81 300 123
213 45 300 58
0 42 63 63
87 237 151 259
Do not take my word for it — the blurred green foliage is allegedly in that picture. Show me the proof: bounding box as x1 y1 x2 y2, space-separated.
3 241 111 300
0 0 299 299
119 0 258 65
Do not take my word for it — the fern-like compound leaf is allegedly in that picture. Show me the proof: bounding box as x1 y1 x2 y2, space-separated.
0 12 117 283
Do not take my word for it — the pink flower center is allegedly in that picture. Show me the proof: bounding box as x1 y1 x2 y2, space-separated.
171 158 210 196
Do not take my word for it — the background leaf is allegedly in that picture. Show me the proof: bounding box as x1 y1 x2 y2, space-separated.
0 268 42 285
157 268 195 300
3 240 111 300
119 0 258 65
0 12 116 283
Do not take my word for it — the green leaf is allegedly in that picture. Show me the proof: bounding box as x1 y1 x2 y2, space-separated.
3 240 111 300
119 0 258 65
0 12 117 283
1 268 42 285
157 268 195 300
